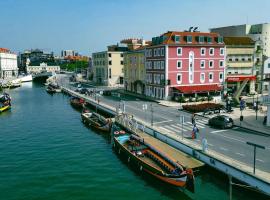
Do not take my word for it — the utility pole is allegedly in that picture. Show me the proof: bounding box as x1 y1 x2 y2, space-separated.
228 175 232 200
246 142 265 174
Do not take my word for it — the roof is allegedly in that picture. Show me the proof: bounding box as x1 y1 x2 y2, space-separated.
150 31 223 46
174 84 221 94
224 37 255 46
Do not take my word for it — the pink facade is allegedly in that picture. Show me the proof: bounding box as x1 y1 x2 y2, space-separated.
145 31 225 99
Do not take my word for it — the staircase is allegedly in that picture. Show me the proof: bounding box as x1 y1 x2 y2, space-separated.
233 79 249 103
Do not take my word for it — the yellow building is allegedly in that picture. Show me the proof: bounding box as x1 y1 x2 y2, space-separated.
123 48 146 94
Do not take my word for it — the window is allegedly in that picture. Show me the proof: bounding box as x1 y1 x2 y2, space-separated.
241 58 245 61
218 36 223 43
219 72 223 82
220 48 224 55
200 60 205 68
201 48 206 56
229 58 233 62
174 35 180 43
268 63 270 68
209 73 213 82
108 53 111 57
200 73 205 83
207 37 212 43
109 68 111 78
187 36 192 43
161 48 164 56
177 47 182 56
209 60 214 68
177 73 182 84
121 54 123 57
177 60 182 69
121 61 123 65
209 48 214 56
199 36 204 43
109 61 112 65
219 60 224 67
161 61 164 69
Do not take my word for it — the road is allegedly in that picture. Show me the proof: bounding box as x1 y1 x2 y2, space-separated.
57 75 270 173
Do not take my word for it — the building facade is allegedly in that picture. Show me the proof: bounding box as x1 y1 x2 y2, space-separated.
224 37 256 95
0 48 18 79
61 50 75 57
145 31 225 100
92 45 128 86
123 49 145 94
26 62 60 74
210 23 270 92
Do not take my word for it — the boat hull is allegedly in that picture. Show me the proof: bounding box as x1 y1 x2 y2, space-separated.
0 105 11 113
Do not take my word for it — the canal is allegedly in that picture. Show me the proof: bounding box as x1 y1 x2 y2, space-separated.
0 83 267 200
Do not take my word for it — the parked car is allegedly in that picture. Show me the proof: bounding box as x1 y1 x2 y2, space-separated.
208 115 234 129
80 88 89 94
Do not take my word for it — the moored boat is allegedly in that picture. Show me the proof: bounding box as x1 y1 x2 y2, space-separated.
0 105 11 113
70 97 85 109
81 112 112 132
0 93 11 113
112 127 195 193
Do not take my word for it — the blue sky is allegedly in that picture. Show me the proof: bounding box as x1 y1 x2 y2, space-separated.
0 0 270 56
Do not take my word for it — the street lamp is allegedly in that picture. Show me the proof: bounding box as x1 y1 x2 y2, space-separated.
246 141 265 174
150 103 154 126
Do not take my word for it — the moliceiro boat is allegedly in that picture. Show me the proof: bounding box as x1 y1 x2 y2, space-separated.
70 97 85 109
0 93 11 113
113 128 195 193
81 112 112 132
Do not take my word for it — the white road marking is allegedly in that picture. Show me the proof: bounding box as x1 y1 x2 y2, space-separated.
163 125 179 132
236 152 245 157
256 159 265 163
153 120 173 125
211 130 228 133
186 121 204 128
211 132 245 143
159 127 175 134
219 147 228 151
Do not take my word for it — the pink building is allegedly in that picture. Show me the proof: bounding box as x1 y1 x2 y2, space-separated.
145 31 225 99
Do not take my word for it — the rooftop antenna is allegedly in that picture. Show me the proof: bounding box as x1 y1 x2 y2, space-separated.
188 27 193 32
193 27 198 32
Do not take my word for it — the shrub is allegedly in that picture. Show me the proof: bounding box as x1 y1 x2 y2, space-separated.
182 103 223 113
179 96 186 103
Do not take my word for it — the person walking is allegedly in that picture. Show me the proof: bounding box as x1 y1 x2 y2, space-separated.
192 124 199 139
191 113 196 125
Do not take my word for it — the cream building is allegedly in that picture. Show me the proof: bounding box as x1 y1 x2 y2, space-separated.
92 45 128 86
0 48 18 79
224 37 256 95
123 49 145 94
26 62 60 74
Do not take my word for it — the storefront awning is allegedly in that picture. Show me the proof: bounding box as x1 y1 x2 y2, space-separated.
174 84 222 94
226 75 256 82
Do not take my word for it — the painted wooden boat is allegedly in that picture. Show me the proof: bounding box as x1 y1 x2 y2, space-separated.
81 112 112 132
112 128 195 193
0 105 11 113
70 97 85 109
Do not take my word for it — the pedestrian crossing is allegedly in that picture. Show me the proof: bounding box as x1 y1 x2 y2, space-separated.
157 118 209 133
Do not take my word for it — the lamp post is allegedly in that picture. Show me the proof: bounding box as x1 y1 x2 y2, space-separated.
150 103 153 126
246 142 265 174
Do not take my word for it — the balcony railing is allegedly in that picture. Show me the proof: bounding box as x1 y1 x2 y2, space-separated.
262 96 270 105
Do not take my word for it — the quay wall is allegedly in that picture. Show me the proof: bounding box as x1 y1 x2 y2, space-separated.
61 87 270 196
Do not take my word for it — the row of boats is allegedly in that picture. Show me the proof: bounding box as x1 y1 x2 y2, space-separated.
68 95 195 193
46 83 62 94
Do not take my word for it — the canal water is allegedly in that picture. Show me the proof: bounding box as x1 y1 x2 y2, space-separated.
0 83 268 200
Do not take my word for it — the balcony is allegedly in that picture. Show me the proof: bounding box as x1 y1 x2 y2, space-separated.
262 96 270 105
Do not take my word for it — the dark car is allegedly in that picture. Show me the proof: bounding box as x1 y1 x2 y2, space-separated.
80 88 89 94
208 115 234 129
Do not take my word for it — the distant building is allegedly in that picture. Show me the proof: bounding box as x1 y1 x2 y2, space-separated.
61 50 75 57
0 48 18 79
145 30 225 100
19 49 55 73
224 37 256 95
210 23 270 92
92 44 128 86
121 39 149 94
26 62 60 74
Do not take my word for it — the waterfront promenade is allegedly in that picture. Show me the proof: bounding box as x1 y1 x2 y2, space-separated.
61 85 270 196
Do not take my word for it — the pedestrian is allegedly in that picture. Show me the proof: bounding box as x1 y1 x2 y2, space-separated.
191 113 196 125
192 124 199 139
253 101 257 110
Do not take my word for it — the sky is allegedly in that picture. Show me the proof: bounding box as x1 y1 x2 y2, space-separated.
0 0 270 56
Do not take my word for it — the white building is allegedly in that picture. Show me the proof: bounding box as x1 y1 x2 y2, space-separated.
0 49 18 79
61 50 75 57
211 23 270 92
26 62 60 74
263 58 270 126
